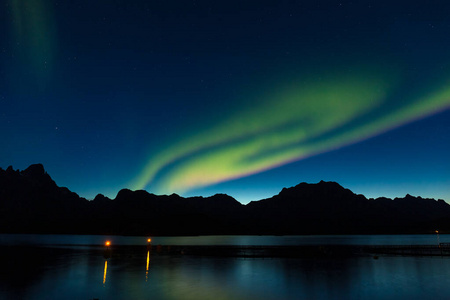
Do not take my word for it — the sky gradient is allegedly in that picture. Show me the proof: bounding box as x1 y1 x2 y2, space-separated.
1 0 450 203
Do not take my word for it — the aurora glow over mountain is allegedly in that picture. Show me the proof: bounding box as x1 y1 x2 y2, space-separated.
1 0 450 203
133 67 450 194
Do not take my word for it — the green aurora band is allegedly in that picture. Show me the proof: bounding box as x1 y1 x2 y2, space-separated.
9 0 55 85
133 67 450 195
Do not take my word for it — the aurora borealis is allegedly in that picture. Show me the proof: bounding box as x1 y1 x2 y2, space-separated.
1 0 450 203
133 67 450 195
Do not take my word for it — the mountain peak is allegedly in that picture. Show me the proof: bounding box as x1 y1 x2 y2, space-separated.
22 164 46 177
278 180 349 198
93 193 111 202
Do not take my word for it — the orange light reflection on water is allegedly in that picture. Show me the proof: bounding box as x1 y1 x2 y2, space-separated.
103 260 108 285
146 250 150 281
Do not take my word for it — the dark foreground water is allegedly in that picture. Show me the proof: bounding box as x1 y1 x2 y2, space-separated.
1 234 450 300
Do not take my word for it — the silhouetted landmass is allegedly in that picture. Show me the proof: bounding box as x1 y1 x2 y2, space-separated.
1 164 449 235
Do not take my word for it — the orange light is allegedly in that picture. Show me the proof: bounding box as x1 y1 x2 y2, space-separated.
147 238 151 243
436 230 439 233
103 260 108 285
146 250 150 281
105 241 111 247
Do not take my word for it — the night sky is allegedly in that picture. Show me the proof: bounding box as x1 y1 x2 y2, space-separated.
1 0 450 203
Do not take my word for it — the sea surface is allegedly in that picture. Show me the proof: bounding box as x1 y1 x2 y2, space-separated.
1 234 450 300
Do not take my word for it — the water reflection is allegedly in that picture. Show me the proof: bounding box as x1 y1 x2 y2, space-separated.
146 250 150 282
103 260 108 286
3 243 450 299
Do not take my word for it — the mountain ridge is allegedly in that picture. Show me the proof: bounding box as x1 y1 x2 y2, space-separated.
1 164 449 235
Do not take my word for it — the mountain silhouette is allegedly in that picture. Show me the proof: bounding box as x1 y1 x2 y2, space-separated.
0 164 449 235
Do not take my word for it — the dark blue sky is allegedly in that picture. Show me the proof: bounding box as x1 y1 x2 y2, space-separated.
1 0 450 203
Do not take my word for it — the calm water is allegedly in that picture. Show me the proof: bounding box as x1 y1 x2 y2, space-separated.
1 233 448 246
1 234 450 300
